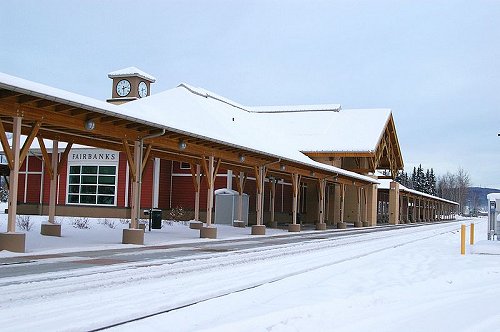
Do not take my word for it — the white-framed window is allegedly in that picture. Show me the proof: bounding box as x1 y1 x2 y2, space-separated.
67 165 117 206
180 162 191 170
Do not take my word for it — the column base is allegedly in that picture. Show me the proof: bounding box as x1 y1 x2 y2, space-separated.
362 221 370 227
233 220 246 228
336 222 347 229
200 226 217 239
0 232 26 253
41 223 61 237
251 225 266 235
315 223 327 230
288 224 301 232
189 221 203 229
122 228 144 245
354 221 363 228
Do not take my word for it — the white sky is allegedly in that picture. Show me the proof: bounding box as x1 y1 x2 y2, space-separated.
1 0 499 188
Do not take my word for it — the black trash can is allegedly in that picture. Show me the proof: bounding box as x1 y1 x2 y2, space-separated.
151 209 162 229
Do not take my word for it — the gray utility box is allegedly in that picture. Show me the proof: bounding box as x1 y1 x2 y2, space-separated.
487 193 500 240
214 188 249 226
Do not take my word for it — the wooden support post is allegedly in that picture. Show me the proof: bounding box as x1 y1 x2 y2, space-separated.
235 171 246 222
130 140 141 229
366 184 377 226
289 173 301 232
206 155 215 226
122 140 144 245
316 179 327 230
389 181 400 225
1 117 26 253
200 155 220 238
189 164 202 222
7 117 21 233
48 140 58 223
270 177 276 227
354 185 362 227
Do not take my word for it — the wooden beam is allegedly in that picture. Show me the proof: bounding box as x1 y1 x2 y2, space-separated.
57 142 73 175
17 95 42 104
0 120 13 169
37 136 53 179
141 144 152 176
0 102 144 141
122 139 136 182
19 121 42 167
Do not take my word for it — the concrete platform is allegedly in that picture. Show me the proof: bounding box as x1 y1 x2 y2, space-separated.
315 223 327 230
41 223 61 237
354 222 363 228
122 229 144 245
251 225 266 235
233 220 246 228
189 221 203 229
200 226 217 239
0 232 26 253
336 222 347 229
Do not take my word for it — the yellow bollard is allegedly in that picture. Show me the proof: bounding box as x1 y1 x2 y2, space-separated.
461 224 466 255
470 223 474 245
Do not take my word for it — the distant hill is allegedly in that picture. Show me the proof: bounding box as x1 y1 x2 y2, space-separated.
468 187 500 209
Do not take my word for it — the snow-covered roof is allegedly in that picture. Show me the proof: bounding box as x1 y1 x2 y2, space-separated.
107 67 156 82
120 84 378 183
253 108 392 153
249 104 341 113
0 72 378 184
378 179 459 205
487 193 500 201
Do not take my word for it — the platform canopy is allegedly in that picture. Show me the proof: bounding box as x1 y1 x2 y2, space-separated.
0 72 379 186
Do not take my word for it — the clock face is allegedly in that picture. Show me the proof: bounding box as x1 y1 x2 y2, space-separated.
116 79 131 97
138 81 148 98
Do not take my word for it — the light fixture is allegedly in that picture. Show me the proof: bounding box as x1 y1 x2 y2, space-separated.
238 154 245 162
280 164 286 171
178 139 187 150
84 119 95 131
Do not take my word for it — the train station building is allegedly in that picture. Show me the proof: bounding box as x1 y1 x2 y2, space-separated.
0 68 459 252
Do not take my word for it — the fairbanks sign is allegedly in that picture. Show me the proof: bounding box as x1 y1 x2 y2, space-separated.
68 149 119 164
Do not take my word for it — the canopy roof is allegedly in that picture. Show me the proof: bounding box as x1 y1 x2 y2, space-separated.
0 72 379 185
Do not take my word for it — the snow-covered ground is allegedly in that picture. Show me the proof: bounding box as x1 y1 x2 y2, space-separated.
1 210 499 331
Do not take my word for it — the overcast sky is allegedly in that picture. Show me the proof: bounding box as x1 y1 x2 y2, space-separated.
1 0 499 188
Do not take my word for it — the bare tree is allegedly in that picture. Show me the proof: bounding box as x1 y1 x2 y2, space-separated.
437 167 471 214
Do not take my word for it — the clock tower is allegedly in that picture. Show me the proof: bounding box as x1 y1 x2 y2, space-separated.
107 67 156 105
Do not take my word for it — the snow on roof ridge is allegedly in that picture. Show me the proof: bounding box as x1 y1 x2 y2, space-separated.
108 67 156 82
178 83 249 112
249 104 342 113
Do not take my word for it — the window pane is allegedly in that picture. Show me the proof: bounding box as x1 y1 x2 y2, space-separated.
97 196 114 205
82 166 98 174
98 186 115 195
68 195 79 203
80 185 97 194
69 185 79 193
70 166 81 174
99 166 116 175
69 175 80 184
98 176 115 185
81 175 97 184
80 195 96 204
